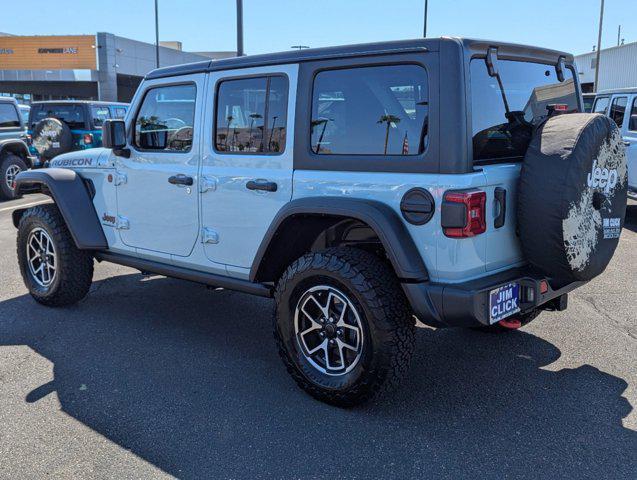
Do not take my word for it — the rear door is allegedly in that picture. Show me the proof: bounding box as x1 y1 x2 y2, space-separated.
622 95 637 191
199 64 296 269
469 56 580 272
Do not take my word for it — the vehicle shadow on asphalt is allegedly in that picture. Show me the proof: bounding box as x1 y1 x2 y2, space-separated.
0 273 635 479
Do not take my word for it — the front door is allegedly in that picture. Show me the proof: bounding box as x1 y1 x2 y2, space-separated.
116 75 204 257
199 65 297 270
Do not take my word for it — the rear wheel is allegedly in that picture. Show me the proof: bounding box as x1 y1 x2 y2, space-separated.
17 204 94 306
0 154 27 200
274 248 415 407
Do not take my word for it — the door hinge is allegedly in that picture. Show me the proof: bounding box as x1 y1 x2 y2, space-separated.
116 215 130 230
200 175 218 193
114 171 128 186
202 227 219 244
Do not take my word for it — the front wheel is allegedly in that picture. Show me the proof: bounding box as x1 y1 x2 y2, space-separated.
274 248 416 407
17 204 94 306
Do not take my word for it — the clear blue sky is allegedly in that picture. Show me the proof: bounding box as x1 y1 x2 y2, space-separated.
3 0 635 56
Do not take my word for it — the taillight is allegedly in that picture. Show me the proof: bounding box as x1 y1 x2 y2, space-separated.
442 190 487 238
83 133 93 145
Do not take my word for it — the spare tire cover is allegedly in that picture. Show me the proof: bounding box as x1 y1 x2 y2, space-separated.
518 113 627 283
32 118 73 159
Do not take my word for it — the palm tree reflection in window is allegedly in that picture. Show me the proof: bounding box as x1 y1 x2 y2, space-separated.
377 114 401 155
311 118 333 154
248 113 263 150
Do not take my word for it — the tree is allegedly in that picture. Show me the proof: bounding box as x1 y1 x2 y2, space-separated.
377 114 401 155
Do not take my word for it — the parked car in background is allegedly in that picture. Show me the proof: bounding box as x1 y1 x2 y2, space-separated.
582 92 596 112
18 104 30 125
592 88 637 198
28 100 128 162
0 97 38 200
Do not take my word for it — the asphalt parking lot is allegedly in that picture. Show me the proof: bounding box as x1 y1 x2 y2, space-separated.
0 195 635 479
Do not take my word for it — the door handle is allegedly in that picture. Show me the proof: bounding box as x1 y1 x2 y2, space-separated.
168 174 194 186
246 179 278 192
494 187 506 229
623 141 631 147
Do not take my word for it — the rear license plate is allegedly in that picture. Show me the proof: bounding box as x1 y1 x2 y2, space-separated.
489 283 521 324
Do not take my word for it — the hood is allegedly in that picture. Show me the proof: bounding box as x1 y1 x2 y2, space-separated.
48 148 113 169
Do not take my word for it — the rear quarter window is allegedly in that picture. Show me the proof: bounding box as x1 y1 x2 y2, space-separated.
30 104 86 130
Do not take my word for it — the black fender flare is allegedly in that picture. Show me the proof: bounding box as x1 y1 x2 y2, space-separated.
250 197 429 282
0 139 32 167
13 168 108 250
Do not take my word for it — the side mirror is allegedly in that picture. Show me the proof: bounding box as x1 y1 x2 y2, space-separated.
485 46 499 77
102 119 127 149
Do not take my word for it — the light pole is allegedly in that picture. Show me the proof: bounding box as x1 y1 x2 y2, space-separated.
154 0 160 68
423 0 428 38
593 0 604 92
236 0 244 56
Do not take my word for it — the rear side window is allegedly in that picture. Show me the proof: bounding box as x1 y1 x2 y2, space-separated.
592 96 609 114
310 65 429 155
31 104 86 129
609 96 627 127
470 59 578 162
214 75 288 154
629 97 637 132
91 106 111 127
0 103 20 128
134 84 196 152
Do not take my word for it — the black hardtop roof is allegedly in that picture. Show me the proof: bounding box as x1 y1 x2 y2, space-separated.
145 37 574 80
31 100 129 106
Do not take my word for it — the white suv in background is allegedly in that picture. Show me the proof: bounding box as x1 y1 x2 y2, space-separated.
593 88 637 198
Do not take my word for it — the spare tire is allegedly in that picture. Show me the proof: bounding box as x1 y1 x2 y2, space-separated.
518 113 627 283
32 118 73 160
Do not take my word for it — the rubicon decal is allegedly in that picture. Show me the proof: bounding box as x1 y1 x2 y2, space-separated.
50 158 93 167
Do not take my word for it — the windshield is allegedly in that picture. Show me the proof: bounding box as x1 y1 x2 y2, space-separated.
30 104 86 130
471 58 578 161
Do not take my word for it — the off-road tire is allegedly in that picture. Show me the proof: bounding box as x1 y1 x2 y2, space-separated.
471 309 542 333
17 204 94 306
0 154 27 200
274 247 416 407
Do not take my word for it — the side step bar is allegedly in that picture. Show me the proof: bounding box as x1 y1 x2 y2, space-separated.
94 252 273 298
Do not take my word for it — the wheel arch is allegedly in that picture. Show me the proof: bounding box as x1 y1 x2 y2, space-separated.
250 197 429 283
0 139 32 167
13 168 107 250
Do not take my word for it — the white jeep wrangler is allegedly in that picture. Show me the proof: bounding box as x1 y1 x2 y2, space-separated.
13 38 628 406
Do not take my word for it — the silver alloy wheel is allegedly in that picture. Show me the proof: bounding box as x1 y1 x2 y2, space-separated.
5 164 21 191
26 227 57 287
294 285 364 376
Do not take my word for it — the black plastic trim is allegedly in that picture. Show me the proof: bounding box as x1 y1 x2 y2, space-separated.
13 168 108 250
250 197 429 282
403 268 584 328
95 252 273 297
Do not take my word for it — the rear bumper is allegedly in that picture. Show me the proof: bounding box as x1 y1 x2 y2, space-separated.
402 268 584 328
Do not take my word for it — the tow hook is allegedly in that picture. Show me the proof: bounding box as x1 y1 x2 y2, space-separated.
498 318 522 329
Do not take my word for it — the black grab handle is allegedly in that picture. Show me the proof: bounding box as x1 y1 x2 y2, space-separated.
168 174 194 186
246 180 278 192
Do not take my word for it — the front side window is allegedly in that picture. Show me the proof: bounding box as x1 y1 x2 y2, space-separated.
134 84 196 152
91 106 111 127
310 65 429 155
609 96 627 128
470 59 578 161
214 76 288 154
0 103 20 128
593 96 610 114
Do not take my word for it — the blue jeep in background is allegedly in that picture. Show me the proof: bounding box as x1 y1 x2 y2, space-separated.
28 101 128 162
